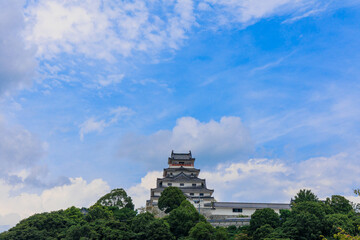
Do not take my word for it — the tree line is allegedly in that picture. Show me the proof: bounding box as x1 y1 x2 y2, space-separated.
0 187 359 239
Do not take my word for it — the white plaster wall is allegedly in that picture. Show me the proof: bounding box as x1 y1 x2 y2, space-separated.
210 207 281 216
162 182 203 188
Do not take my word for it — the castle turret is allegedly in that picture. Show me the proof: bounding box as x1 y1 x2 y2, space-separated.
146 151 214 209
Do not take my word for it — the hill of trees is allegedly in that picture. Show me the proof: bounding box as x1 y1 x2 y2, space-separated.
0 187 359 240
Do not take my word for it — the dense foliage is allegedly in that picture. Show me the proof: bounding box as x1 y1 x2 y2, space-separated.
158 186 186 213
1 188 360 240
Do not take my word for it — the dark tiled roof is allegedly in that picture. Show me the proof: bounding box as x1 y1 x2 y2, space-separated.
151 187 214 194
169 151 194 160
160 173 204 183
163 167 200 177
164 166 200 172
204 202 291 209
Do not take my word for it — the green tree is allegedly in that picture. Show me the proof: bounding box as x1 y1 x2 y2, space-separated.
249 208 279 234
326 195 353 214
96 188 134 210
281 211 322 240
333 227 360 240
158 186 186 213
291 201 328 236
0 210 75 240
279 209 292 224
292 201 327 220
63 206 85 223
131 212 155 234
166 200 206 238
292 189 318 204
324 213 354 236
214 227 228 240
189 222 215 240
109 206 137 221
85 204 113 222
252 224 274 240
143 219 175 240
234 233 252 240
131 212 174 240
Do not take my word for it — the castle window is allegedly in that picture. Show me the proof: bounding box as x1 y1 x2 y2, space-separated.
168 183 172 186
190 193 194 196
179 162 184 165
200 193 204 196
192 183 196 187
180 183 184 186
233 208 243 213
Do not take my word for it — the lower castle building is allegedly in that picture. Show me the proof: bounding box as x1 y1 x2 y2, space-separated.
146 151 290 226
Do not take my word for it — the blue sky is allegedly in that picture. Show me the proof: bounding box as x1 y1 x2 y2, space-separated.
1 0 360 230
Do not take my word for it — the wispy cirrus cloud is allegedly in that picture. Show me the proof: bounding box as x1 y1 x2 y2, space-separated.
197 0 327 27
23 0 332 62
0 0 336 96
79 106 134 141
24 0 196 61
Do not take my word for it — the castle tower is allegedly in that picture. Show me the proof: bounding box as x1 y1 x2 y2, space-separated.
146 151 214 209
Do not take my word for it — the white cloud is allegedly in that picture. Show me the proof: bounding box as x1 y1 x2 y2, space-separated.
24 0 196 60
98 74 124 87
118 116 253 167
249 83 360 145
0 177 110 227
130 151 360 208
0 0 333 96
201 158 292 202
79 117 107 141
79 106 134 140
202 152 360 203
109 106 134 124
0 0 37 95
200 0 321 26
127 171 162 209
23 0 329 62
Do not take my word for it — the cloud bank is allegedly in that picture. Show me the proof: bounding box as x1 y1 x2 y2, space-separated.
1 0 332 95
118 116 253 167
23 0 329 61
130 152 360 209
0 177 109 228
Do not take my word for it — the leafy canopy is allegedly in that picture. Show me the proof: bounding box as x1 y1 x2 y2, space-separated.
158 186 186 213
249 208 279 233
292 189 318 205
96 188 134 210
166 200 206 238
